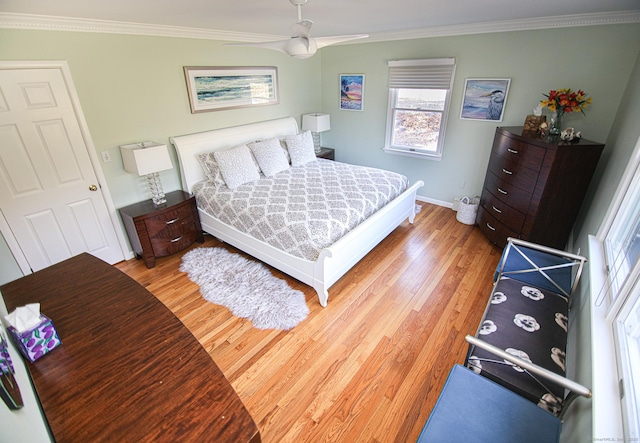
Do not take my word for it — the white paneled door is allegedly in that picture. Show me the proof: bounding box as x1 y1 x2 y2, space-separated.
0 64 125 272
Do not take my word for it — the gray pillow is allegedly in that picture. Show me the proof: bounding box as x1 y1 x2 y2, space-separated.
197 151 225 187
213 144 260 189
248 137 290 177
285 131 316 166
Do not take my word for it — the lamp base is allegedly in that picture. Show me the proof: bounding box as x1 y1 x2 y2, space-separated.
311 132 321 154
146 172 166 206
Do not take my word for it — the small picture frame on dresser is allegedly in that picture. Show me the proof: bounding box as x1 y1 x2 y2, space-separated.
523 115 546 131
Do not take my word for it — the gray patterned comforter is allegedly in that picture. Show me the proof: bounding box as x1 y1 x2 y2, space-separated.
192 159 409 261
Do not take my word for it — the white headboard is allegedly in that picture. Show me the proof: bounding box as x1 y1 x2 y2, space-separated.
170 117 299 193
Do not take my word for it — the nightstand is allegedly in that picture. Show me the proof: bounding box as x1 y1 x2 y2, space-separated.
119 190 204 268
316 147 335 160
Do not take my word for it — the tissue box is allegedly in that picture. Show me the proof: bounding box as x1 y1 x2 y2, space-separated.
7 315 61 362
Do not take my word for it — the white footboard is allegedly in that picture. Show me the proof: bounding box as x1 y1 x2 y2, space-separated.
197 180 423 307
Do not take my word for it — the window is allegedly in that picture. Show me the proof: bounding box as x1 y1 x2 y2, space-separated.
384 58 456 160
595 136 640 439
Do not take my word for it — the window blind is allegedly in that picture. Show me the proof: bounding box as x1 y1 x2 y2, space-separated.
388 58 456 90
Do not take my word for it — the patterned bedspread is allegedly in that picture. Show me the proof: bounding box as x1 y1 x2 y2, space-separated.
192 159 409 261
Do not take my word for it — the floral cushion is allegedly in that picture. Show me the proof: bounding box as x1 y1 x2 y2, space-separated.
466 276 569 416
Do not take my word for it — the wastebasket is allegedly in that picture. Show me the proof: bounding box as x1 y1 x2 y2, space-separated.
456 196 479 225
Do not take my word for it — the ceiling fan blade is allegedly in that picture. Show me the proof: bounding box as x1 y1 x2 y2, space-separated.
291 19 313 37
225 39 291 55
226 37 318 59
315 34 369 49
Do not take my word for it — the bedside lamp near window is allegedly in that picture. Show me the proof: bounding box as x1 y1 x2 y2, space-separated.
120 142 173 206
302 113 331 153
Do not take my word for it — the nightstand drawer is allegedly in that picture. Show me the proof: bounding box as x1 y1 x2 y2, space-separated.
118 190 204 268
151 229 198 257
144 204 195 238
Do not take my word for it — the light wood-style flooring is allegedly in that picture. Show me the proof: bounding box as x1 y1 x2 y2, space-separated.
116 203 501 442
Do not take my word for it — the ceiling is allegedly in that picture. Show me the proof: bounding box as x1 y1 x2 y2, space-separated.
1 0 639 41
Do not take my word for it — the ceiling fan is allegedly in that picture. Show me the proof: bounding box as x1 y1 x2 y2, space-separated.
226 0 368 59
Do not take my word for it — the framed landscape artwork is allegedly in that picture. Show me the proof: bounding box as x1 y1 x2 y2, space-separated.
460 78 511 122
184 66 279 113
340 74 364 111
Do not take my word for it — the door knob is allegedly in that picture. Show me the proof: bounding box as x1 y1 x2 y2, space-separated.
89 184 98 191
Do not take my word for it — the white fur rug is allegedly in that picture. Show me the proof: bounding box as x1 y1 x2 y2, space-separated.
180 247 309 330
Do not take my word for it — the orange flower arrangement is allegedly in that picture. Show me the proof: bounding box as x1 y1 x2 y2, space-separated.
541 88 592 115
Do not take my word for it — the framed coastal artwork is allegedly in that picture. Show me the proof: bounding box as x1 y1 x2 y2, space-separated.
340 74 365 111
460 78 511 122
184 66 279 113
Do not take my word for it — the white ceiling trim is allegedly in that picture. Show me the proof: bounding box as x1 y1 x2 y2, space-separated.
365 11 640 43
1 11 638 44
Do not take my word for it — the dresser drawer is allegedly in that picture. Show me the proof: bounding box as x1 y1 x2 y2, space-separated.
483 171 532 215
476 206 518 249
480 190 525 233
493 134 546 171
487 153 539 193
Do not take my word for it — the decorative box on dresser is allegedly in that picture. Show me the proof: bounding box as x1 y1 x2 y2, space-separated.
119 190 204 268
477 126 604 250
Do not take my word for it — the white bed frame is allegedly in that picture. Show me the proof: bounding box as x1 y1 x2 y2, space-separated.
170 117 424 306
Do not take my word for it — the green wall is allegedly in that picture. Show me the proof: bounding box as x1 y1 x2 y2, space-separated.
319 25 640 205
0 29 322 209
1 23 640 441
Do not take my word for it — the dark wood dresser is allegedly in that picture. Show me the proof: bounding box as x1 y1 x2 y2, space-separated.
119 190 204 268
1 253 260 443
476 126 604 249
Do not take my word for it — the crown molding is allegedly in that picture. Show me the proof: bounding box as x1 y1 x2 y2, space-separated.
0 10 638 44
0 12 286 42
362 10 640 43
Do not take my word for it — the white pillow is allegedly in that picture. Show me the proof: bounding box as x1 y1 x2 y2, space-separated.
248 138 290 177
213 144 261 189
285 131 316 167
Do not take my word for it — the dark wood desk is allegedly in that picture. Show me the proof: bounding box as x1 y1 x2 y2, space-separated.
1 254 260 443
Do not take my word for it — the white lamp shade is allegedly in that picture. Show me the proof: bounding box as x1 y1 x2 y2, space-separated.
302 113 331 133
120 142 173 176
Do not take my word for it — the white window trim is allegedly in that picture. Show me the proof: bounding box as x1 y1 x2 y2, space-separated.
383 58 455 161
589 136 640 440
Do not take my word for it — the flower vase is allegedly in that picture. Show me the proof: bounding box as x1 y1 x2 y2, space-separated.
549 111 563 135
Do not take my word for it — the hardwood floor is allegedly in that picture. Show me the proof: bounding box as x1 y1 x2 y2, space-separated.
115 203 501 442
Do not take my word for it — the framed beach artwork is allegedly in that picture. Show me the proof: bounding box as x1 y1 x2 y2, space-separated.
184 66 279 113
460 78 511 122
340 74 365 111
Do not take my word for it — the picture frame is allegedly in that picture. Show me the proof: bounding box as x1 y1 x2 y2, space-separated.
340 74 365 111
460 78 511 122
184 66 279 113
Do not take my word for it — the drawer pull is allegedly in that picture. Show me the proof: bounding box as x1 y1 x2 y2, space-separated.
166 218 180 225
507 148 519 154
492 206 502 214
497 188 508 195
170 236 183 243
502 168 513 175
486 223 496 231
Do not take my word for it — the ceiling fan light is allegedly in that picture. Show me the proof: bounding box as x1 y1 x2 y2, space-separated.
286 37 317 58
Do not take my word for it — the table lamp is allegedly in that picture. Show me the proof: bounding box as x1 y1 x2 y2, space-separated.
302 113 331 153
120 141 173 206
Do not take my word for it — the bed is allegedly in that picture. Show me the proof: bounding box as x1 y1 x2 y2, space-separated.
170 117 424 306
